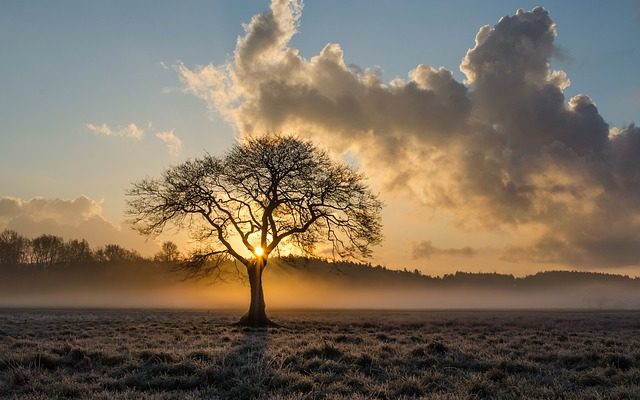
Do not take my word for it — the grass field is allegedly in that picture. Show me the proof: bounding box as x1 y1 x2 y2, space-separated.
1 310 639 399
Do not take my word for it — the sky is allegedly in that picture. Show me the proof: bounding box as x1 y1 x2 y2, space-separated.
1 0 639 276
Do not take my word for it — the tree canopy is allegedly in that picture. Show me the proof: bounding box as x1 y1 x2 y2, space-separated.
126 134 383 325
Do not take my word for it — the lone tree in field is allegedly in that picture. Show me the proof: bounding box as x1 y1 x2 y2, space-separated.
127 135 383 326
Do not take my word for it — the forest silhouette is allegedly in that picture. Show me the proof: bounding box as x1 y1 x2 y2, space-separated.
2 228 640 311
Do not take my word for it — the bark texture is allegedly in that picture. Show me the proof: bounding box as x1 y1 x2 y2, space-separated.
237 259 274 327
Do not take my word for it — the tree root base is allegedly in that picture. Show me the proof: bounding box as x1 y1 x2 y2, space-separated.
233 315 282 328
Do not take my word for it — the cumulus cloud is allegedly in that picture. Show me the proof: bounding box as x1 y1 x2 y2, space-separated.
155 130 183 156
412 240 475 259
85 122 144 139
178 2 640 268
0 196 157 254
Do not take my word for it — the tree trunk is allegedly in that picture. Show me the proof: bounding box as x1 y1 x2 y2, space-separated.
237 259 274 327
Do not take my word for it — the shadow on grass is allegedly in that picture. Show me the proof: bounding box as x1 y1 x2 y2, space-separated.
209 327 273 399
99 326 276 399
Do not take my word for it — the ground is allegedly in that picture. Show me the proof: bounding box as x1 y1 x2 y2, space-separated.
1 310 639 399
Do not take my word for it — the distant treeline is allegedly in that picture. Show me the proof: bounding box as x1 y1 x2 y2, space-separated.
280 255 640 288
2 229 638 289
0 229 179 267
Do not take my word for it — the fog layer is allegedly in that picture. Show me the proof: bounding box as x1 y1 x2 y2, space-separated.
2 259 639 310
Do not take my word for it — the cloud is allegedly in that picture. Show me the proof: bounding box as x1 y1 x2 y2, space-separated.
0 196 157 254
412 240 475 259
85 122 144 139
86 121 181 156
179 2 640 268
155 130 183 156
0 196 102 224
85 123 112 136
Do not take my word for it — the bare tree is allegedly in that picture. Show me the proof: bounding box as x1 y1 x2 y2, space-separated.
154 241 181 263
30 234 64 267
61 239 94 264
0 230 29 266
127 135 383 326
94 244 142 263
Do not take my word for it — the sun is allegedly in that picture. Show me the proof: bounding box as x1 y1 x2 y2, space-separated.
254 246 264 257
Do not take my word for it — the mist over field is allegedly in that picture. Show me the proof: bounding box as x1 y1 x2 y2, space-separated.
2 258 640 310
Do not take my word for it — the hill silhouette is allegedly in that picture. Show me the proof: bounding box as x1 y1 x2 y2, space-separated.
269 256 639 289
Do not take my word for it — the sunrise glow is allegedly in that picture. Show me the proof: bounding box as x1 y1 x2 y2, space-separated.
254 246 264 257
